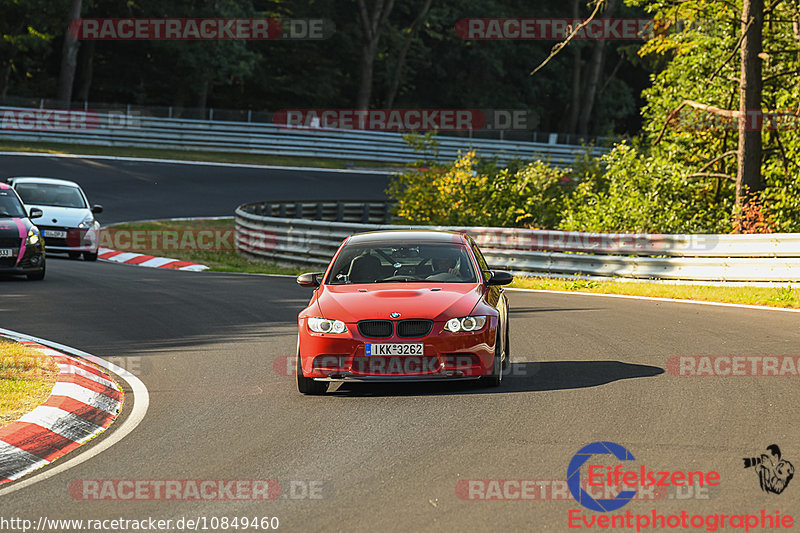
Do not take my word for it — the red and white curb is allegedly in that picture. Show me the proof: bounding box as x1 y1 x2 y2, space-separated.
0 337 123 483
98 247 209 271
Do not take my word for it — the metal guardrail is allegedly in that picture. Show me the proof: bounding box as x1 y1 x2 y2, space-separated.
235 200 800 282
0 106 608 166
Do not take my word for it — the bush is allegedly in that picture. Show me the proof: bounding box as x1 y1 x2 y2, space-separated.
388 151 575 228
559 142 734 233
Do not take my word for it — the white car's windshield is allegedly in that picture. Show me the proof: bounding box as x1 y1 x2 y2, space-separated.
0 190 27 218
327 242 477 284
15 183 87 209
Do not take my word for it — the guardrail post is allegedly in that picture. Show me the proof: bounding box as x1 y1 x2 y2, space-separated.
295 202 303 219
362 204 370 223
315 203 323 220
279 203 287 218
336 202 344 222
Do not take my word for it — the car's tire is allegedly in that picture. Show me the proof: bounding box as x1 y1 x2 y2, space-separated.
68 252 81 260
480 332 503 387
297 348 328 395
83 251 98 261
27 264 45 281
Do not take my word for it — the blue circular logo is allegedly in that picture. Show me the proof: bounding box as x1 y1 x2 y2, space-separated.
390 312 400 318
567 441 637 512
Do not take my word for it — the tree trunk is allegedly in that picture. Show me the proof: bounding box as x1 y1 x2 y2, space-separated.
384 0 433 108
577 0 617 136
356 0 396 110
0 64 11 101
736 0 764 206
75 39 94 102
196 77 210 111
57 0 83 105
564 0 582 133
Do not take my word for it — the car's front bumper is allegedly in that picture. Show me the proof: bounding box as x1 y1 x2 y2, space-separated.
40 227 99 254
298 318 497 380
0 245 45 275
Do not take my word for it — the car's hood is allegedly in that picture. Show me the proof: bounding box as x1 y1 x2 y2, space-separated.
316 283 483 322
0 217 32 239
26 205 88 227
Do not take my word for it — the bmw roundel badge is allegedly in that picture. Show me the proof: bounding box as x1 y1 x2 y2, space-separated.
390 312 400 318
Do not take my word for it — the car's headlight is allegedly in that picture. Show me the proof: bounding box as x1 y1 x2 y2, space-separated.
26 228 40 246
444 316 487 333
78 214 95 229
308 317 348 334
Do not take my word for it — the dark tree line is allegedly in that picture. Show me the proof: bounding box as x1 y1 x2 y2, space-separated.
1 0 652 136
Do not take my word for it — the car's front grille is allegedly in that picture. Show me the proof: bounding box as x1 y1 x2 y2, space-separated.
357 320 394 338
397 319 433 338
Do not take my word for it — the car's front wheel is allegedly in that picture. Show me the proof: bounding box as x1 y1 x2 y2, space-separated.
84 251 98 261
296 348 329 395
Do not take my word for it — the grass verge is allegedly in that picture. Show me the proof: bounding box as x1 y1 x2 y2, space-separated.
0 140 401 170
0 339 59 428
106 218 799 309
510 276 799 309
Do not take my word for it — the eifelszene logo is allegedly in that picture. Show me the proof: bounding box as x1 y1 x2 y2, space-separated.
567 441 721 512
743 444 794 494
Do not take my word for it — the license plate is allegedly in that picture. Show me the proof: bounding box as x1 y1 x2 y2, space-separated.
45 230 67 239
365 343 424 356
0 249 13 258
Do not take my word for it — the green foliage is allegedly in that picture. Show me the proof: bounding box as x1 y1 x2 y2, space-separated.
560 142 734 233
388 149 575 228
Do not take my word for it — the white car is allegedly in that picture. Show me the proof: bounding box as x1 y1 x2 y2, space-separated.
7 177 103 261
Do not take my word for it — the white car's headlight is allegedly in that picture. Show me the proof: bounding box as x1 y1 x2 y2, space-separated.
444 316 487 333
308 317 348 334
26 228 40 246
78 214 95 229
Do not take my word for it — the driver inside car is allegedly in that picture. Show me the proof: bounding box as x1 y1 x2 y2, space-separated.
429 252 461 278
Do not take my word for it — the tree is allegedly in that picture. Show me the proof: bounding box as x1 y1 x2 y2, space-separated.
356 0 396 109
56 0 82 104
736 0 764 206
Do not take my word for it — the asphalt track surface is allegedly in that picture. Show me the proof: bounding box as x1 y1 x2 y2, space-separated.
1 154 799 532
0 154 391 223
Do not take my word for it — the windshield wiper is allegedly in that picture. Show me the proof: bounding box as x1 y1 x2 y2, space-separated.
374 277 420 283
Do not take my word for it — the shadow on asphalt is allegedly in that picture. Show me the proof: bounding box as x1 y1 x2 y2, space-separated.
330 360 665 397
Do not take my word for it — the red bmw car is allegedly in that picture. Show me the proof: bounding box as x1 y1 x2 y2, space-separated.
295 230 513 395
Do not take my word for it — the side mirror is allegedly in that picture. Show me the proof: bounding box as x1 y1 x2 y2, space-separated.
91 204 103 214
29 208 43 219
486 270 513 286
297 272 324 288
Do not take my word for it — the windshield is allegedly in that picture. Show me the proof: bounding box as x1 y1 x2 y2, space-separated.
0 190 27 218
14 183 87 208
326 242 477 284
